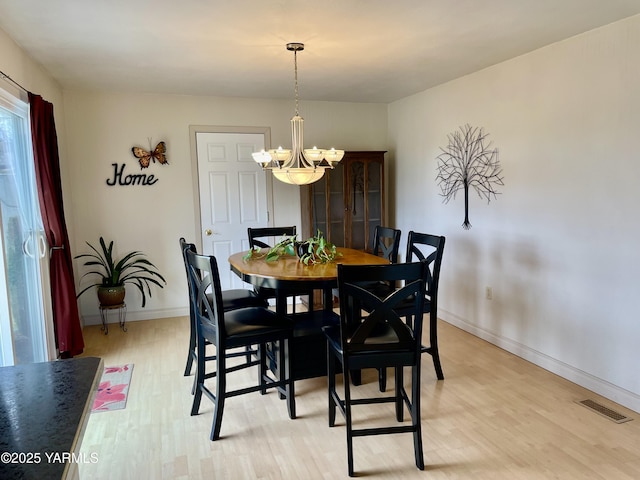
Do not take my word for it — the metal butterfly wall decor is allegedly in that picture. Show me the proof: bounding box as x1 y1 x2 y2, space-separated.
131 140 168 169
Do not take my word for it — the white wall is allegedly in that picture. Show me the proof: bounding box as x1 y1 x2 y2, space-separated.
62 91 388 322
388 15 640 411
0 26 69 230
0 27 63 111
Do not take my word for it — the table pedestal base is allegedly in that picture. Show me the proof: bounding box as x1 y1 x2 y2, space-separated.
267 310 340 381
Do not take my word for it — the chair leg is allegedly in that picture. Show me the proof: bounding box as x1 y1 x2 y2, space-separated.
432 346 444 380
343 366 355 477
378 367 387 392
191 366 197 395
187 344 197 394
350 368 362 385
259 343 267 395
210 353 226 441
276 340 286 400
184 351 194 376
395 366 404 422
327 346 336 427
411 363 424 470
430 313 444 380
190 335 206 416
184 318 197 376
281 336 296 419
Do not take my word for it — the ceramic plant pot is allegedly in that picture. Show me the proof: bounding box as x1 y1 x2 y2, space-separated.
97 285 126 306
296 241 311 258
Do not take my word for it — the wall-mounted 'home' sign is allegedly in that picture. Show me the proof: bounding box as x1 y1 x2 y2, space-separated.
105 140 168 187
106 163 159 186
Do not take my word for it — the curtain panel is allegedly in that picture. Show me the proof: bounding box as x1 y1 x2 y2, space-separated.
29 93 84 356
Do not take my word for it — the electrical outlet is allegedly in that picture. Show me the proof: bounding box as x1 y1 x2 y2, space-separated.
485 286 493 300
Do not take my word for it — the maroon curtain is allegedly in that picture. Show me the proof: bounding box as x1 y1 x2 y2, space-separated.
29 93 84 357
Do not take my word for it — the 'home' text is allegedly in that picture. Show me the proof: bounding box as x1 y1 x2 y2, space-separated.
106 163 158 186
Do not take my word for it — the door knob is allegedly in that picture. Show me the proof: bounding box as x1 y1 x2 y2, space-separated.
205 229 212 236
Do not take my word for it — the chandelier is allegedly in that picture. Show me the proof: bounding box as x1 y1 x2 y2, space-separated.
252 43 344 185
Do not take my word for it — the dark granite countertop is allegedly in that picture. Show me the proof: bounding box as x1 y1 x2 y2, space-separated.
0 356 102 480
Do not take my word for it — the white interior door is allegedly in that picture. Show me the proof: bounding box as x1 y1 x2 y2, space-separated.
195 131 270 290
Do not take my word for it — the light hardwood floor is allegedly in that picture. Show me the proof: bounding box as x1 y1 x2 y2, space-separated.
78 316 640 479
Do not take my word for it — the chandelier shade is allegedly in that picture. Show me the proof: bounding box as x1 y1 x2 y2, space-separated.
252 43 344 185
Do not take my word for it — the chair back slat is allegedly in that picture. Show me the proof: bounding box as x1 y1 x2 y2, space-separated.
248 226 296 250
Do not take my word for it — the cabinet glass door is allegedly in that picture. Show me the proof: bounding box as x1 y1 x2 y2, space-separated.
347 159 383 252
311 171 327 239
348 160 366 249
366 160 383 250
327 164 344 246
312 163 345 246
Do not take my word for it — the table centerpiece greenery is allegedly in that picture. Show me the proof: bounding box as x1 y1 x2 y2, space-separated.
244 229 340 265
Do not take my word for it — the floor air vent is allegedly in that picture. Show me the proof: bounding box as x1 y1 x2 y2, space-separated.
576 399 633 423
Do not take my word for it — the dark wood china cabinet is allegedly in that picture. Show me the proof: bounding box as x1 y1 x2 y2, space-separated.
301 151 386 252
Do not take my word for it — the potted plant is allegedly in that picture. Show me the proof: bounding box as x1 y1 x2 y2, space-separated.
296 230 341 265
75 237 166 307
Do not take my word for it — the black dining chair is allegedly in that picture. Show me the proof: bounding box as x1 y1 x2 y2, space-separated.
247 226 303 311
323 261 428 476
186 249 295 440
329 225 401 389
376 232 446 387
373 225 402 263
398 231 446 380
371 226 401 390
333 225 401 299
179 238 267 378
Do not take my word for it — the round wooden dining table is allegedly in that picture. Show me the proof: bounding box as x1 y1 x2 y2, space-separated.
228 247 389 380
228 247 389 314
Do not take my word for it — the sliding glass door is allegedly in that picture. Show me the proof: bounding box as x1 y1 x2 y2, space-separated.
0 88 54 366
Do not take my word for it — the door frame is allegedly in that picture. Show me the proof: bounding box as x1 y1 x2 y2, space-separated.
188 125 274 253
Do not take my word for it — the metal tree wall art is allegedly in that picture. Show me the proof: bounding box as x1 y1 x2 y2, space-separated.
435 124 504 229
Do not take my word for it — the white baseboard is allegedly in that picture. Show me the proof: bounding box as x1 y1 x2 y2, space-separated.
80 297 296 326
440 308 640 414
81 306 189 327
81 297 302 327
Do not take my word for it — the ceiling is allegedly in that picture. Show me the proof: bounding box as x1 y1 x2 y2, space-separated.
1 0 640 104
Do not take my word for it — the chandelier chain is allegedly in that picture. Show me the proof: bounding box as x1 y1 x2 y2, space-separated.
293 49 299 116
